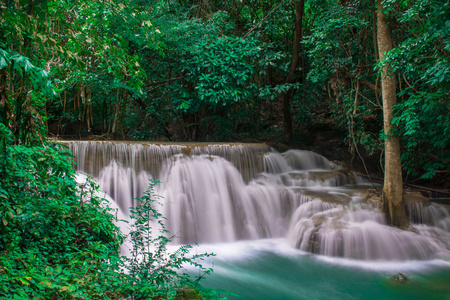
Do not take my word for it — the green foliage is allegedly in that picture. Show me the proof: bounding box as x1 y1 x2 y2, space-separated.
383 0 450 179
176 36 264 110
0 124 124 299
303 0 383 158
0 48 55 144
0 126 222 299
0 50 54 98
132 6 292 141
47 0 162 136
2 0 448 180
302 0 449 180
304 0 370 84
125 180 216 299
0 0 163 137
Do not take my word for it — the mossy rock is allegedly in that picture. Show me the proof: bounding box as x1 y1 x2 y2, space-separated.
174 286 203 300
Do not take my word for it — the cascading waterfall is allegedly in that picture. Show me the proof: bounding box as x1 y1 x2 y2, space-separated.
158 154 307 244
65 141 450 261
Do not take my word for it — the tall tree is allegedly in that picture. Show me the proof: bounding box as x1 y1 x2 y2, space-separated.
376 0 409 228
283 0 304 145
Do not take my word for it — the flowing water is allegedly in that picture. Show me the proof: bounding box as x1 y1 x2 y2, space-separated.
66 141 450 299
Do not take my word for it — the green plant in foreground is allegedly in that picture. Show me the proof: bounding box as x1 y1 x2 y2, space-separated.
125 180 223 299
0 124 225 299
0 123 124 299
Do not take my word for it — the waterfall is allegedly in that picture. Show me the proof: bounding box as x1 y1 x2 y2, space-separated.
65 141 450 261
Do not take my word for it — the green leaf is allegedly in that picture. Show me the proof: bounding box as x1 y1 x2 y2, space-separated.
24 60 34 72
0 57 7 69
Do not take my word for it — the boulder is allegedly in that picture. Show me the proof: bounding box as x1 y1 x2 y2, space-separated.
174 286 203 300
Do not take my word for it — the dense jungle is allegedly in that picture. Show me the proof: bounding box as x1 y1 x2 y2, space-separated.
0 0 449 299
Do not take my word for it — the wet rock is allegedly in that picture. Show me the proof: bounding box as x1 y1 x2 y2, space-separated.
174 286 203 300
389 273 409 283
364 189 383 209
311 210 345 228
309 171 348 182
404 190 430 203
301 190 351 205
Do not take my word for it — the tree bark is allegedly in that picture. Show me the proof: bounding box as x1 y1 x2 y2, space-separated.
376 0 409 228
283 0 304 145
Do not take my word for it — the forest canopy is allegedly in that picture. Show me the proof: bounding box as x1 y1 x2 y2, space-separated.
1 0 449 182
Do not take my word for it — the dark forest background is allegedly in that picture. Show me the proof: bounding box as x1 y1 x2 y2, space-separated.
1 0 449 183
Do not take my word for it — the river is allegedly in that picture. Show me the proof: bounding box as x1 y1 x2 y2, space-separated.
66 141 450 299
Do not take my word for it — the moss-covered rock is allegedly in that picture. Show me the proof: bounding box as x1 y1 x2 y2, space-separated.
174 286 203 300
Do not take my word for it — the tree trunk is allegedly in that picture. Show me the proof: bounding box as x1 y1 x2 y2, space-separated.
376 0 409 228
283 0 304 145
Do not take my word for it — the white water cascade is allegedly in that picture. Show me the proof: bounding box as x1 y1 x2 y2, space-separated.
65 141 450 261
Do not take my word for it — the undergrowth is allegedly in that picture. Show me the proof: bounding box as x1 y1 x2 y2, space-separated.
0 123 226 299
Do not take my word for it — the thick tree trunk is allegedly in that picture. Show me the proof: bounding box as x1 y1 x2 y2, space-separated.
283 0 304 145
376 0 409 228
